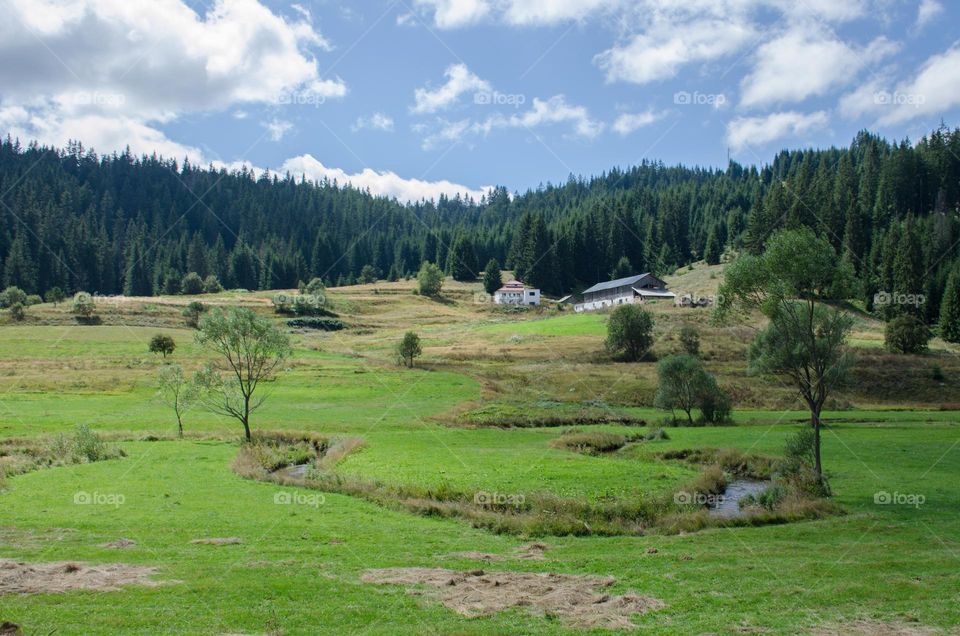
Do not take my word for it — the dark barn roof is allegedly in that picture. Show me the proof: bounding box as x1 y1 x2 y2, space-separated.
582 273 662 295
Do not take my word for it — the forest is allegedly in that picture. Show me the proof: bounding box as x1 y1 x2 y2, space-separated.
1 126 959 329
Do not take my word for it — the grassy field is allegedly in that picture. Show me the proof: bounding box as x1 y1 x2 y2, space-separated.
1 270 959 634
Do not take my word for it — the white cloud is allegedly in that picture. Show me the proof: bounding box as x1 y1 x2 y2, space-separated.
502 0 620 25
739 27 898 108
352 112 395 132
412 0 491 28
727 110 829 151
263 118 293 142
612 109 666 135
280 154 493 202
840 45 960 126
412 63 491 114
915 0 943 29
0 0 344 162
596 19 756 84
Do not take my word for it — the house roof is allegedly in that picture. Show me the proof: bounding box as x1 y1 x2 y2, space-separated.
632 287 676 298
582 273 658 295
496 280 529 292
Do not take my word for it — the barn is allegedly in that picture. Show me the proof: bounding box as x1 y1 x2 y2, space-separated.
574 273 675 312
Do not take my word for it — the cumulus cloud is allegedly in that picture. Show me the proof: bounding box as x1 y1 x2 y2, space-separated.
412 0 491 28
727 110 829 151
915 0 943 29
352 112 395 132
596 19 756 84
280 154 492 202
262 118 293 142
412 63 491 114
739 27 898 108
0 0 344 161
612 110 667 135
839 44 960 126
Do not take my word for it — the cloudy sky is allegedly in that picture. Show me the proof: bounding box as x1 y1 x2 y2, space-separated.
1 0 957 201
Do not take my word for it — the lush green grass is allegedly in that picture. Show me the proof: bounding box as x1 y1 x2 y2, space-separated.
2 292 960 634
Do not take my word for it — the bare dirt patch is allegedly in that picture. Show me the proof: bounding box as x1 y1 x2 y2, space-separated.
446 542 549 563
0 559 159 595
100 538 136 549
361 567 664 629
810 620 940 635
190 537 242 545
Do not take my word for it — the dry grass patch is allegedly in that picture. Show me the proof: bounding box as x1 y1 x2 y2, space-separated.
0 559 160 595
361 567 664 630
810 619 940 635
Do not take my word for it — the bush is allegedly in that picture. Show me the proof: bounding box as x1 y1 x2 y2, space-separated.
778 428 830 497
417 261 444 297
25 294 42 306
286 317 344 331
643 427 670 441
605 304 654 361
72 292 96 319
49 425 125 464
0 286 27 309
8 303 25 321
149 334 176 358
203 275 223 293
44 286 66 306
550 431 627 454
181 272 205 295
302 277 326 297
182 300 206 327
884 314 930 354
679 324 700 356
358 265 378 284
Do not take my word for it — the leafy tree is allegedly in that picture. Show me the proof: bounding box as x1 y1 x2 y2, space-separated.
72 292 96 319
203 275 223 294
0 286 26 309
605 304 655 361
482 258 502 295
940 264 960 343
181 272 205 295
610 256 633 280
679 324 700 356
149 334 176 358
303 277 326 297
157 364 195 438
654 354 726 425
397 331 423 368
718 228 854 481
884 315 930 354
193 307 291 441
9 302 25 321
417 261 443 297
44 287 65 306
182 300 206 328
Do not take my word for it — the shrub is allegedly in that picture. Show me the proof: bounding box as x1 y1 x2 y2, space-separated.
25 294 42 306
8 303 25 321
0 286 27 309
181 272 205 295
149 334 176 358
884 314 930 354
72 292 96 319
679 324 700 356
417 261 444 297
550 431 627 454
303 277 326 297
605 304 654 361
643 427 670 441
49 425 125 464
182 300 206 328
203 275 223 293
778 428 830 497
358 265 378 284
286 317 344 331
162 273 182 295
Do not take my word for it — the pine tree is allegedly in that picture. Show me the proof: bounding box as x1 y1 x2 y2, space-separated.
446 233 478 281
940 263 960 343
892 217 924 318
703 227 722 265
482 258 502 295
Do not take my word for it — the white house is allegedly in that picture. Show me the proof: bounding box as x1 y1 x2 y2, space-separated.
574 273 675 312
494 280 541 306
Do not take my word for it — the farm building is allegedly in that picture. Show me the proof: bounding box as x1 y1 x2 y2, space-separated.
574 273 675 312
494 280 541 306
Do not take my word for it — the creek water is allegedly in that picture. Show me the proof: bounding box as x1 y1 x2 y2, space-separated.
708 479 770 518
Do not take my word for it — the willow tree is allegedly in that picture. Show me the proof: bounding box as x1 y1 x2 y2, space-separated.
717 228 855 481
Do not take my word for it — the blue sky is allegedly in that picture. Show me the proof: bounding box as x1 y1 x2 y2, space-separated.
1 0 958 201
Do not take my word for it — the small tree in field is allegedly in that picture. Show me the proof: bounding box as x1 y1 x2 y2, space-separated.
482 258 503 295
358 265 378 284
397 331 422 368
654 354 727 425
193 307 291 441
72 292 96 320
605 304 654 361
884 315 930 354
149 334 176 358
181 272 205 295
717 228 855 482
679 324 700 356
0 286 26 309
9 303 25 321
417 261 444 297
182 300 206 328
157 364 195 438
45 287 66 306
